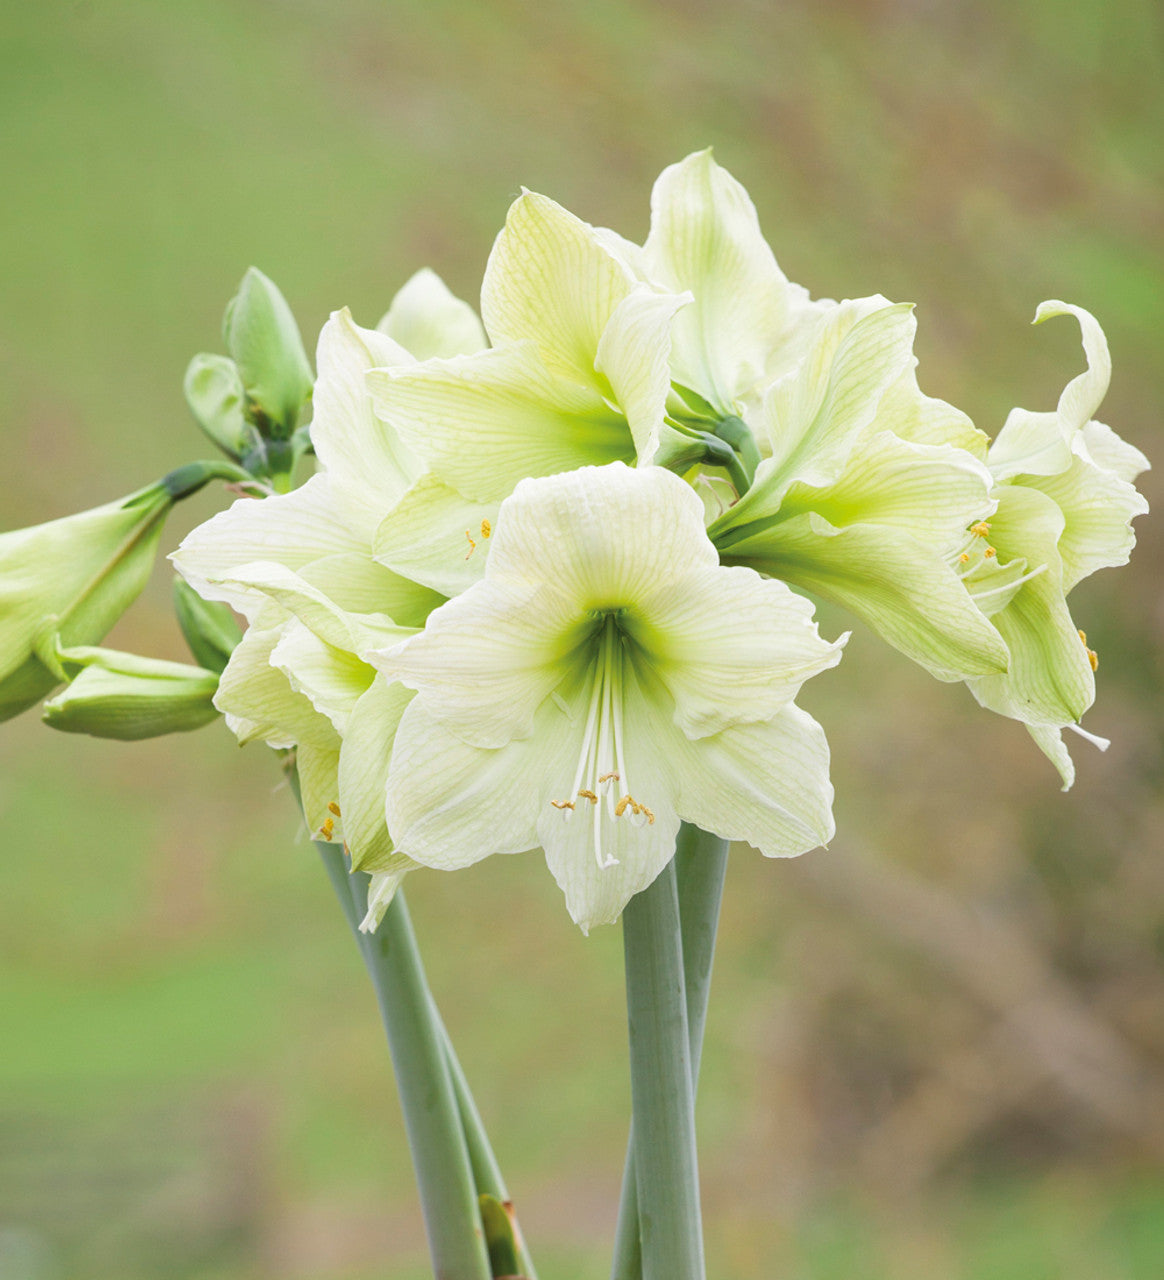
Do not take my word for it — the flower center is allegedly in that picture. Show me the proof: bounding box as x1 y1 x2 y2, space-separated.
550 614 655 869
950 519 1047 611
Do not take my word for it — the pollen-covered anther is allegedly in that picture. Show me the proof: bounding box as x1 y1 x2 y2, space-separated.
577 788 599 804
970 521 992 538
319 817 335 841
327 801 341 817
463 530 477 559
959 552 970 563
1078 631 1099 671
598 771 620 785
983 546 996 558
550 798 576 811
480 519 492 539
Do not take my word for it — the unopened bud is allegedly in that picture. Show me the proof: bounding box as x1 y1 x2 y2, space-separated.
183 353 252 459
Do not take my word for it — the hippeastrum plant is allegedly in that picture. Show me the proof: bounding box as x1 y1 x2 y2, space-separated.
368 462 844 931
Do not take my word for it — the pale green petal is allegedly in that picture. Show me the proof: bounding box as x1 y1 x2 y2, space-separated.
360 864 416 933
593 285 689 464
966 485 1094 725
670 701 835 855
877 365 989 459
628 565 845 737
338 674 416 873
210 561 408 656
1079 419 1150 485
485 461 718 601
297 743 342 840
297 553 445 629
311 309 422 538
1026 723 1075 791
215 626 339 749
760 298 918 494
366 343 632 502
592 225 647 276
171 475 363 618
1035 300 1110 433
717 511 1010 682
641 149 798 414
774 432 995 548
384 698 546 869
376 268 488 359
1020 449 1148 592
481 189 634 391
372 476 499 598
369 577 582 749
270 620 374 735
536 678 680 933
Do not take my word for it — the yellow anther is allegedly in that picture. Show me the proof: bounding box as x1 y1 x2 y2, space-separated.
641 805 656 825
319 817 335 841
615 795 632 817
327 801 341 817
1088 648 1099 672
959 552 970 564
464 530 477 559
598 771 620 784
550 799 575 811
480 519 492 539
1078 629 1087 645
577 789 599 804
983 546 996 558
970 521 992 538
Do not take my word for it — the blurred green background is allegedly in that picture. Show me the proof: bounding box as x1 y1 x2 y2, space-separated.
1 1 1162 1277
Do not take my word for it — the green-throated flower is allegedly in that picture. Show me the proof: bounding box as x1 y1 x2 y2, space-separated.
368 463 845 932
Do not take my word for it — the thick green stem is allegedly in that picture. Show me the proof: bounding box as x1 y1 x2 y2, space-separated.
315 842 490 1280
611 826 729 1280
621 856 706 1280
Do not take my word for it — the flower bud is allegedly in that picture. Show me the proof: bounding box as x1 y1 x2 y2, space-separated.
183 352 252 459
0 463 233 723
172 577 242 675
222 267 314 438
41 647 219 740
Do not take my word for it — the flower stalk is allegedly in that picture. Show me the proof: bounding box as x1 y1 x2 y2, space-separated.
621 855 706 1280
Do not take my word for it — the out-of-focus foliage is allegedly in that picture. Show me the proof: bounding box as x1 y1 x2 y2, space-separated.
0 1 1160 1277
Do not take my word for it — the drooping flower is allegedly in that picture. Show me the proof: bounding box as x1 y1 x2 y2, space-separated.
368 463 845 932
958 302 1149 786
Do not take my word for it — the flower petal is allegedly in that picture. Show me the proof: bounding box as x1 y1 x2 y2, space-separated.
481 189 635 391
296 553 446 629
718 511 1010 682
214 626 339 749
171 475 363 618
311 309 422 538
628 564 845 737
642 149 805 414
670 701 835 856
372 475 499 598
376 268 488 359
297 743 342 840
270 620 374 735
338 674 418 874
877 366 989 459
366 343 632 503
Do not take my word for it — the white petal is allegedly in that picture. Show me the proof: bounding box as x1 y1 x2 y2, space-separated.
384 697 545 869
593 285 690 464
367 343 633 502
877 365 989 459
214 626 339 750
171 475 362 618
481 189 635 391
339 674 417 873
1035 300 1110 434
670 701 835 856
629 564 845 737
297 743 342 839
270 620 374 735
296 553 445 629
372 475 498 598
311 309 422 539
1026 723 1075 791
1078 419 1150 485
642 149 798 414
376 268 488 359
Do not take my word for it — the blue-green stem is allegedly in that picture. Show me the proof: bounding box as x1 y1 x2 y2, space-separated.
621 854 706 1280
610 825 729 1280
317 842 491 1280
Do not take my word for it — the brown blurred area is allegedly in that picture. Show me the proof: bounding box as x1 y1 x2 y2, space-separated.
0 1 1161 1276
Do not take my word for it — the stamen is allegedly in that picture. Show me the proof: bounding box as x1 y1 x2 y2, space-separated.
464 530 477 559
480 519 492 539
598 772 620 784
577 789 599 804
968 563 1048 601
318 817 335 841
970 521 992 538
1067 723 1110 751
959 552 970 563
327 801 341 817
983 546 996 558
550 799 575 811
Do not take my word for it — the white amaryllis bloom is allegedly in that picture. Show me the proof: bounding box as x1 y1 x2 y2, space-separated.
368 463 845 932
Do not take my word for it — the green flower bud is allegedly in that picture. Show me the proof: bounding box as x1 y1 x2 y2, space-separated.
41 647 219 740
0 462 240 724
222 267 314 438
183 352 252 460
172 577 243 674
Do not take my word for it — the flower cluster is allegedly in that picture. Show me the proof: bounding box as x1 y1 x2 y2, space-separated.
172 151 1148 930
